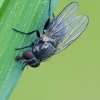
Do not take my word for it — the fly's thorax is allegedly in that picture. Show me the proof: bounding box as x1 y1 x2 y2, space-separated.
32 40 56 61
40 30 50 42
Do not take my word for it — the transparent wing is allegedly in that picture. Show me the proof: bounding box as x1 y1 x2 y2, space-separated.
46 2 79 42
54 15 89 54
40 2 88 61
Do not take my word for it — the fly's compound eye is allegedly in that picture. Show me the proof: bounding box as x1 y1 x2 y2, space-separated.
22 50 40 68
23 50 34 60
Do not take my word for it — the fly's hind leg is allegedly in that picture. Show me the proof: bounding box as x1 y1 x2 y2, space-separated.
13 28 40 50
43 0 51 31
43 0 55 31
12 28 41 38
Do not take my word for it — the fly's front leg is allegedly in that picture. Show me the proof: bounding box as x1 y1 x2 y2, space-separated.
15 45 32 50
15 42 35 50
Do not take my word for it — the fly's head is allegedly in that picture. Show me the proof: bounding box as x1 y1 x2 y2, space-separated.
15 50 40 68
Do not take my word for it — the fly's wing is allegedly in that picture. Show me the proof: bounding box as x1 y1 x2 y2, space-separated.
46 2 79 42
54 15 89 54
41 2 88 61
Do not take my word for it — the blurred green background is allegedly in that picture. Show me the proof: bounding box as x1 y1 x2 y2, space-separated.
10 0 100 100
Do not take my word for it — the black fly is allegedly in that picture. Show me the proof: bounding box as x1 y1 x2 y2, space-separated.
13 0 89 70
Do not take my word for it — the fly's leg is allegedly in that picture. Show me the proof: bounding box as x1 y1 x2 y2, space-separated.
12 28 40 38
48 0 55 18
48 0 51 19
43 0 55 31
43 19 50 31
15 42 34 50
13 28 40 50
43 13 55 30
28 30 40 37
15 56 27 71
52 13 55 18
43 0 51 30
21 65 26 71
15 45 31 50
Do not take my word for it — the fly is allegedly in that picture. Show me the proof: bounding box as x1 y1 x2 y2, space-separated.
13 0 89 70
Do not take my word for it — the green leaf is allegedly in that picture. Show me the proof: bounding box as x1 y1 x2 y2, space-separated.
0 0 11 19
0 0 4 8
0 0 59 99
0 0 6 8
